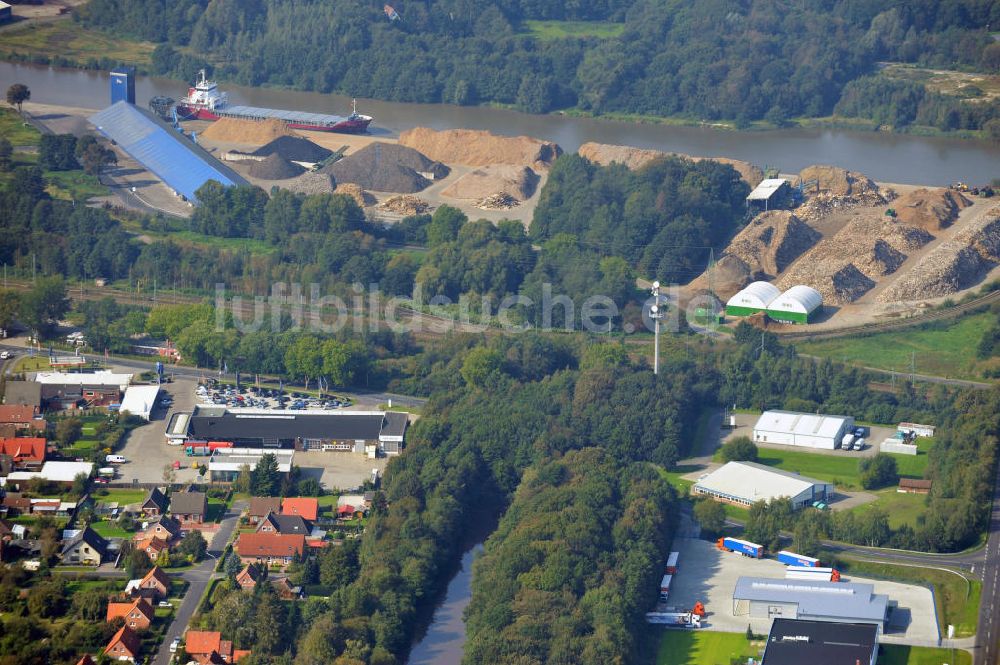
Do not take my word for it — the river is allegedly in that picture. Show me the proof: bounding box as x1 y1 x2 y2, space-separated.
407 543 483 665
3 62 1000 185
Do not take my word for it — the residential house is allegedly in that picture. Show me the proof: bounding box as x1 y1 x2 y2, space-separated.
36 371 132 410
898 478 933 495
3 381 42 409
140 488 168 517
235 563 262 590
128 565 171 600
255 512 309 536
0 437 46 469
170 491 207 525
0 405 47 433
184 631 232 662
135 535 169 561
235 533 305 569
280 497 318 523
103 625 141 662
247 497 281 524
135 515 181 543
75 655 97 665
106 597 155 631
271 577 303 600
1 493 31 517
61 526 108 565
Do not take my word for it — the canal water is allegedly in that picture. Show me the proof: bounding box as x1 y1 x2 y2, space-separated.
2 62 1000 185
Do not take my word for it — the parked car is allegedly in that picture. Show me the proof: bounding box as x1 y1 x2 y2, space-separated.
0 351 11 360
170 637 180 653
158 601 172 607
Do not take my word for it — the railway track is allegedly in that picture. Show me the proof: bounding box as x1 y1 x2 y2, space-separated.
776 289 1000 341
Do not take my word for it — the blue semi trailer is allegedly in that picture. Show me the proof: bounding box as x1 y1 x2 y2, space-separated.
717 537 763 558
776 550 820 567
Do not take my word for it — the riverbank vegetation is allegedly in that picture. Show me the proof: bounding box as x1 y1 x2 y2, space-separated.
61 0 1000 136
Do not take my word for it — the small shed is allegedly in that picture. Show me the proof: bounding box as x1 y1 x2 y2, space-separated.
898 479 932 494
746 178 791 211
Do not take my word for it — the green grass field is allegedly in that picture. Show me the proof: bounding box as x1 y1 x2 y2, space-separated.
93 489 146 506
853 489 928 529
836 557 979 638
0 22 154 66
89 520 131 539
521 19 625 40
796 312 995 381
45 169 108 202
880 644 972 665
655 630 757 664
0 106 41 146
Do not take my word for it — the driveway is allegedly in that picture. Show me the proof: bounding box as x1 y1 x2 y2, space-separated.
151 500 246 665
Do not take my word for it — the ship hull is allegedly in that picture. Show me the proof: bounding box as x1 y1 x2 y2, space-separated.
175 104 372 134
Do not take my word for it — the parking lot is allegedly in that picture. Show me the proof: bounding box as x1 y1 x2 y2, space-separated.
665 537 939 644
195 380 353 411
115 374 387 491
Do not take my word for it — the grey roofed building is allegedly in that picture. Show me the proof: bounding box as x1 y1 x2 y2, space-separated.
761 618 878 665
733 577 888 627
169 491 207 521
256 512 310 535
140 487 169 516
3 381 42 408
61 526 109 562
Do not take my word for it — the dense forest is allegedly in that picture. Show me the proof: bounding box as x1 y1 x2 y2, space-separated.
74 0 1000 132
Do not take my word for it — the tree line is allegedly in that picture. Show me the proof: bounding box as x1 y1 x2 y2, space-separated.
74 0 1000 131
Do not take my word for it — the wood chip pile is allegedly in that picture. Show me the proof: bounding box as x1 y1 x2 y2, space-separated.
724 211 820 277
441 164 539 201
892 188 972 231
476 192 520 210
795 166 889 222
399 127 562 171
877 206 1000 302
377 195 433 215
777 215 934 304
334 183 376 207
200 118 297 144
578 142 764 186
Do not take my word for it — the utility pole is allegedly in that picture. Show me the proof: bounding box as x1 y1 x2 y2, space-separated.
910 351 916 383
650 281 663 375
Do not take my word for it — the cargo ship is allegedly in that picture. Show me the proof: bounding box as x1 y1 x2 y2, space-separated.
175 70 372 133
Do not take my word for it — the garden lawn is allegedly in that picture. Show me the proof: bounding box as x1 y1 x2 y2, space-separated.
94 489 146 505
89 520 130 539
655 631 757 665
796 312 995 381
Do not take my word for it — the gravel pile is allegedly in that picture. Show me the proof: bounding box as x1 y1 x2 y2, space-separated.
248 153 306 180
322 142 448 193
252 135 333 163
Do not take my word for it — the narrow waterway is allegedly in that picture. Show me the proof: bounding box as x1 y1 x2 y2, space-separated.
2 62 1000 185
407 543 483 665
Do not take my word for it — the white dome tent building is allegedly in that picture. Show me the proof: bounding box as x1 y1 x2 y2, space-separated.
766 285 823 324
724 281 781 318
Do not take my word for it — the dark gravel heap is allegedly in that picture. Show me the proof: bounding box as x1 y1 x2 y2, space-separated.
248 153 307 180
252 135 333 163
321 142 449 193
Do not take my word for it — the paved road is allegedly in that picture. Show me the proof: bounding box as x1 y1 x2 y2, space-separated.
974 462 1000 665
151 500 246 665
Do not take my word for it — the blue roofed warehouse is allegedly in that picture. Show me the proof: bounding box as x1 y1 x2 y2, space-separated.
89 101 247 203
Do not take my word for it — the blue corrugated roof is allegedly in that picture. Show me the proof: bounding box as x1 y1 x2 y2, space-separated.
89 102 247 203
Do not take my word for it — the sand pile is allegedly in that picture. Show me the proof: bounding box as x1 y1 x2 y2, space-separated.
377 195 433 215
399 127 562 170
200 118 297 144
578 142 764 186
877 207 1000 303
323 142 448 193
252 135 333 164
247 153 305 180
776 215 933 304
334 183 376 207
724 211 820 277
687 254 753 301
441 165 539 201
892 188 972 231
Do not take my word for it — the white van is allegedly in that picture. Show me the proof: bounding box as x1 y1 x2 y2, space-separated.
106 454 126 464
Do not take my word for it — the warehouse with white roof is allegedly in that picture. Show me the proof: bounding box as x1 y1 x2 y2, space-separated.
766 285 823 324
725 281 781 318
119 385 161 421
733 577 889 628
753 409 854 450
692 461 833 509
